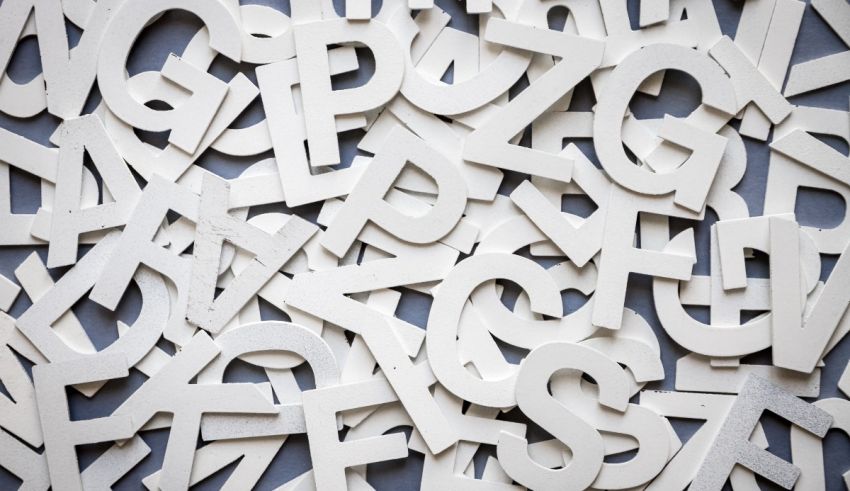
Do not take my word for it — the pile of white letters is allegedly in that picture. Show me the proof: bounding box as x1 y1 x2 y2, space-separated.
0 0 849 489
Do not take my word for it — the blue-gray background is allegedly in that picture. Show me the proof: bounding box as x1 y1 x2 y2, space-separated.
0 0 848 488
